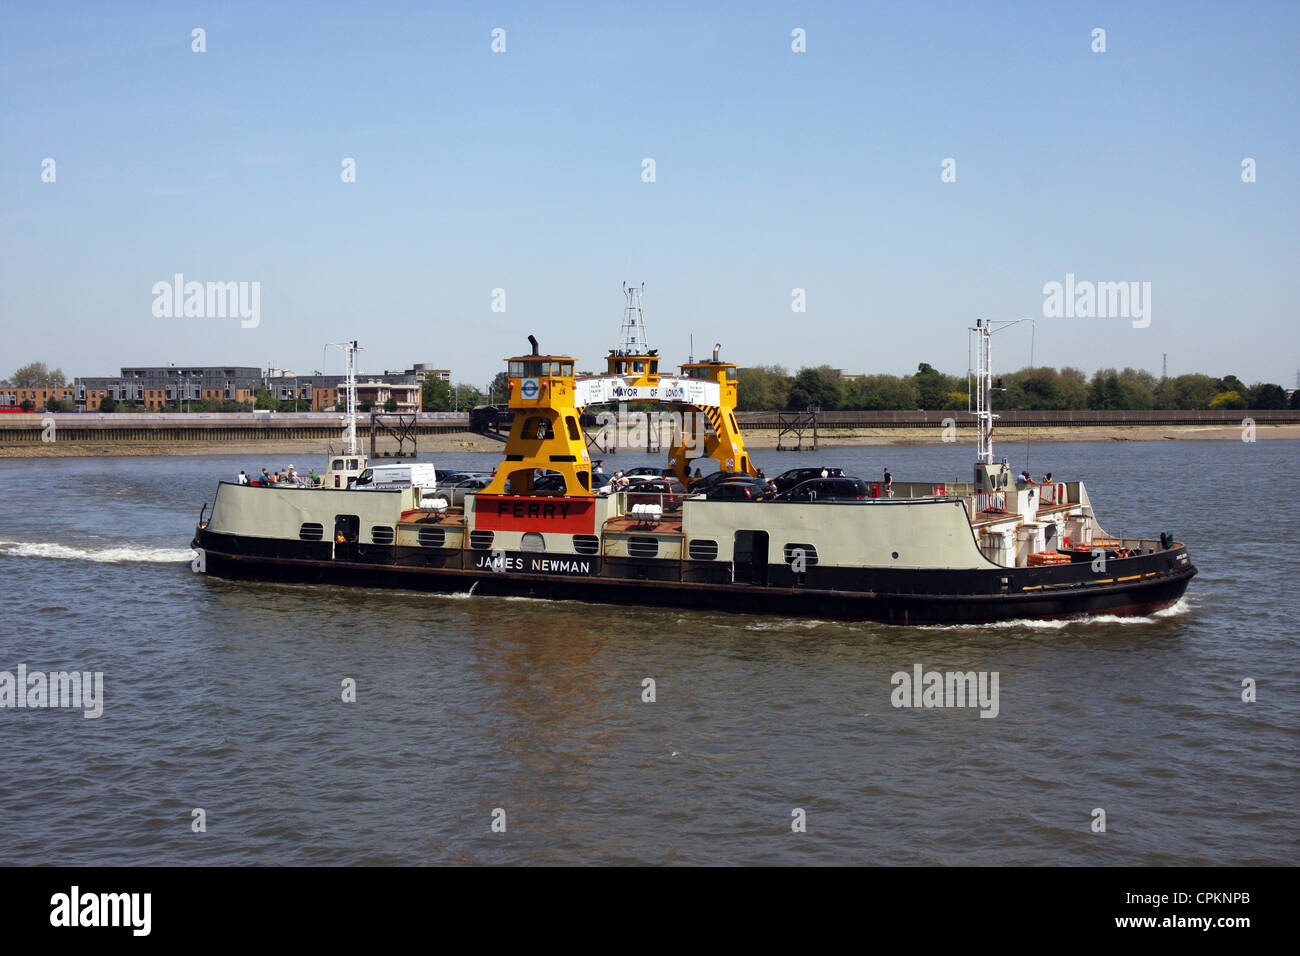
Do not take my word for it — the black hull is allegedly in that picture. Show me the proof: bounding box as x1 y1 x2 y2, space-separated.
192 533 1196 625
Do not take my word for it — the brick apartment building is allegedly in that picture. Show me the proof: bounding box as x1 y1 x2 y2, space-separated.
0 385 77 408
62 361 445 412
75 367 263 410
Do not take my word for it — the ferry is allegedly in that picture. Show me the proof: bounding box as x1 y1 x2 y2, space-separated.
190 318 1196 625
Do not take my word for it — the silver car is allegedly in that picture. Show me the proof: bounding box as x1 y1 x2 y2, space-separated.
437 476 492 506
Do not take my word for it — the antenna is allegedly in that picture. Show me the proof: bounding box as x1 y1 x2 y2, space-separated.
1162 353 1168 380
618 282 649 355
325 340 362 455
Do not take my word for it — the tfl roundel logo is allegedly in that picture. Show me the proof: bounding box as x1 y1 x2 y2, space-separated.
520 378 540 399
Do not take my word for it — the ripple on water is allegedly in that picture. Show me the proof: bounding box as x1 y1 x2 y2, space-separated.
0 443 1295 864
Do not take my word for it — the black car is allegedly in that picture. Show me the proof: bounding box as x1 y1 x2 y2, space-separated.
686 470 747 494
706 478 772 501
773 477 870 502
771 466 845 493
530 470 567 493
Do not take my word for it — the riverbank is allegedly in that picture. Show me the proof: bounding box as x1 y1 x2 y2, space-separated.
1 424 1295 458
0 432 505 459
738 423 1300 448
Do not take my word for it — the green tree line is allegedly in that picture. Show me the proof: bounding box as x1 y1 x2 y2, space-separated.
736 364 1299 411
11 360 1297 413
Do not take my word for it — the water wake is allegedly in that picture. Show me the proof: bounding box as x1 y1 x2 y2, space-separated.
430 582 482 601
923 597 1194 631
0 539 193 564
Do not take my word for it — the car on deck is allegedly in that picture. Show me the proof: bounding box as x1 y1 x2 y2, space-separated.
437 476 492 505
686 470 747 495
772 476 871 502
771 466 845 493
706 477 773 501
626 477 688 512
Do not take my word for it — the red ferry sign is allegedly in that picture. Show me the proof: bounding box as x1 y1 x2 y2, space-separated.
474 495 597 533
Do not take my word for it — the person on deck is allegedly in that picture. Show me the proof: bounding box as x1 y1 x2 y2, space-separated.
883 468 894 497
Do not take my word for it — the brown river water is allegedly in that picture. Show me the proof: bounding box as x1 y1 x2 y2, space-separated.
0 439 1295 864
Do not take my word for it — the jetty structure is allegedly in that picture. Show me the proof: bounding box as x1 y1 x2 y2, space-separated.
190 305 1196 624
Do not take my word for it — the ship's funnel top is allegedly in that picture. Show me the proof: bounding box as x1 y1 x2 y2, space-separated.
713 343 721 362
528 334 539 356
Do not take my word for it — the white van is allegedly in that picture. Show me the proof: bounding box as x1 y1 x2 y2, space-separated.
352 462 437 491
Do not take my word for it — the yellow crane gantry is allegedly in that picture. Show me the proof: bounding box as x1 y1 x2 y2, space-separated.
480 336 756 497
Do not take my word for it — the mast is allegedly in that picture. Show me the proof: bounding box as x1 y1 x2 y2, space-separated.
327 340 362 455
619 282 648 355
972 319 995 464
969 317 1034 467
345 340 358 455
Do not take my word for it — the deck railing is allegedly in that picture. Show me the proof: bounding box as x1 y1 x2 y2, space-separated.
974 491 1008 513
1036 482 1068 506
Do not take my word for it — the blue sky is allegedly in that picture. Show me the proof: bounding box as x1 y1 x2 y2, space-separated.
2 1 1297 388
